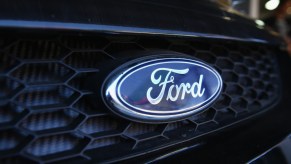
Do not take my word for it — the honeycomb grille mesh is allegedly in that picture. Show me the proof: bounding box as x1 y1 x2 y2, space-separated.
0 32 280 163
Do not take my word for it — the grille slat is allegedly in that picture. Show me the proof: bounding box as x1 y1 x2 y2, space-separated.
0 32 280 163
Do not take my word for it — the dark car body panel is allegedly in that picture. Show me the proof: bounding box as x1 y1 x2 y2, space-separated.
0 0 281 44
0 0 290 163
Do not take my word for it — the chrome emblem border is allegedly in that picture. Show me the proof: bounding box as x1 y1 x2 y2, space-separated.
102 56 223 123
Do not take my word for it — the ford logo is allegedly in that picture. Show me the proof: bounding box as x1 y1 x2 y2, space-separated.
102 56 223 123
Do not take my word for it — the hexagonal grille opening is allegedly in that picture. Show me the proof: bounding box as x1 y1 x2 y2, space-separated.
0 32 280 163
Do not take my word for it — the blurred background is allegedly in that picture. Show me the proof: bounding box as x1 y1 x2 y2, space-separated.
221 0 291 52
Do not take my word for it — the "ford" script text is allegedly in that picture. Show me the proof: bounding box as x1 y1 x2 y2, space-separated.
146 68 205 105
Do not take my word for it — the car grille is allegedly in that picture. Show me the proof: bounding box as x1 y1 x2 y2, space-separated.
0 31 280 163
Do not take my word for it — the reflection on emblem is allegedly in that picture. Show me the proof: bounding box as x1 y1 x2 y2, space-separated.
102 56 222 123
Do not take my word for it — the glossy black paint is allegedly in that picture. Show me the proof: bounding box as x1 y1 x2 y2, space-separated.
0 0 281 44
0 0 288 163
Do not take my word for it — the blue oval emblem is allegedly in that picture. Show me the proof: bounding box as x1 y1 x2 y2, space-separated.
103 56 223 123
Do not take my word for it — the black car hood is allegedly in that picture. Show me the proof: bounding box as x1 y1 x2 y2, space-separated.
0 0 281 44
